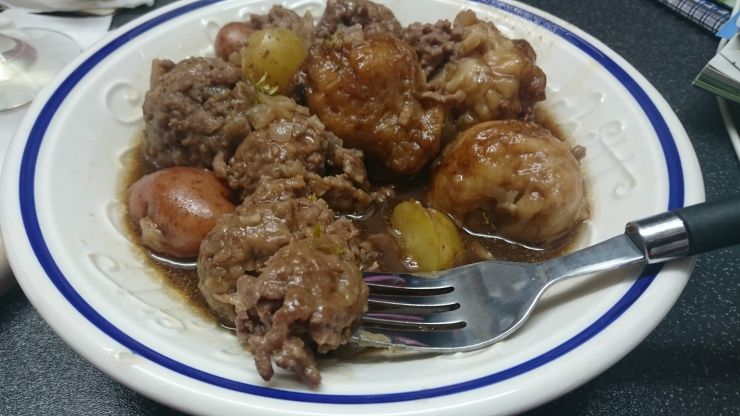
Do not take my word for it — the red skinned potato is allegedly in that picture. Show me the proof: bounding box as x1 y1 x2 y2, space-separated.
214 21 254 61
128 167 236 258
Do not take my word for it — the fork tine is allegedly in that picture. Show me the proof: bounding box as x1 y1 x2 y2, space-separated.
362 310 465 331
367 294 460 314
363 272 453 295
351 327 477 352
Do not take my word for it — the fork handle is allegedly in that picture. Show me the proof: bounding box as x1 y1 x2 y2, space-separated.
626 195 740 263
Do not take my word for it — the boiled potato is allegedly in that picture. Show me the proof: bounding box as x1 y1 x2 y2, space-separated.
390 200 464 272
128 167 236 258
214 22 254 61
241 27 307 94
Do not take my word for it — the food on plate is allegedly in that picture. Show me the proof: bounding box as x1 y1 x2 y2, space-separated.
234 228 368 387
142 57 254 169
212 93 373 212
216 5 315 65
406 10 546 129
390 200 464 272
315 0 402 38
248 5 316 48
128 167 235 259
214 21 255 61
127 0 587 387
241 28 308 94
198 176 375 324
428 120 587 247
301 26 446 175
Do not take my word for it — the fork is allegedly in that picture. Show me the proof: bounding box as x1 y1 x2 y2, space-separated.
352 195 740 352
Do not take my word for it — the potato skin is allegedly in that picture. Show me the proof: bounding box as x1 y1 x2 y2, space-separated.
215 22 255 61
390 200 464 272
128 167 236 258
241 27 307 94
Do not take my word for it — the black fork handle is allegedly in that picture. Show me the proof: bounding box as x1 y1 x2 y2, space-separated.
626 195 740 264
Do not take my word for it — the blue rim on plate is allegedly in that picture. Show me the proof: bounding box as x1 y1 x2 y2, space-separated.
18 0 684 405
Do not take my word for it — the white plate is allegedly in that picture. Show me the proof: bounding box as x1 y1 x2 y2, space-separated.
0 0 703 414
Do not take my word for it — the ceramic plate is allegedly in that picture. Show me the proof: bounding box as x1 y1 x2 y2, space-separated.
0 0 704 414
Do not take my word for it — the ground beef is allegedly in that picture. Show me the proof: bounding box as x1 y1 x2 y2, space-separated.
198 175 369 385
212 94 373 213
327 142 367 185
402 20 457 77
234 226 367 387
316 0 402 38
197 177 336 322
142 57 254 169
249 5 315 47
304 173 375 213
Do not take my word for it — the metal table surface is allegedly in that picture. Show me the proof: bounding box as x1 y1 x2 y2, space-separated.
1 0 738 415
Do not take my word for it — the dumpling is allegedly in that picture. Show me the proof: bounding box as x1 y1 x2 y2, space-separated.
301 26 445 176
428 11 546 129
427 120 586 248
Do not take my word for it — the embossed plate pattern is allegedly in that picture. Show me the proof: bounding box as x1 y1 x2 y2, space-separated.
0 0 704 415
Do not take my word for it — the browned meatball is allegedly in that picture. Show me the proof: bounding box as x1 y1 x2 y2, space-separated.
429 10 546 129
302 27 445 175
212 94 374 213
128 167 235 259
402 19 456 77
316 0 402 38
142 57 254 169
197 177 337 323
248 5 315 47
428 120 586 248
234 229 368 387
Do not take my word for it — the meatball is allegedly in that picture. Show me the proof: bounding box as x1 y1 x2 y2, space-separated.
197 177 336 322
429 10 546 129
234 228 368 387
212 94 374 212
127 167 235 259
316 0 402 38
302 27 446 175
427 120 586 248
402 19 456 77
142 57 254 169
248 5 315 47
214 96 330 196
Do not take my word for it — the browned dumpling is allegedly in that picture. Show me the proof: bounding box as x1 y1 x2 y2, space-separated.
427 120 586 248
301 27 446 176
428 10 546 129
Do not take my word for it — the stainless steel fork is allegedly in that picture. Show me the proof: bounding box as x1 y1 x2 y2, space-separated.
351 196 740 352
